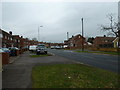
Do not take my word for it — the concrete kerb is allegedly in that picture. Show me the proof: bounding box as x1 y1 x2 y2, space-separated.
9 54 22 64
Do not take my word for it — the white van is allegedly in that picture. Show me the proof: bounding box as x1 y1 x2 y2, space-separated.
29 45 37 52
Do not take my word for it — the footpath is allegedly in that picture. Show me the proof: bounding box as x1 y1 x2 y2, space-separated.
2 51 77 88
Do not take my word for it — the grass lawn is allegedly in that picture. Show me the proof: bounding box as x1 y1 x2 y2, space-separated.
75 51 120 55
32 64 119 88
30 54 51 58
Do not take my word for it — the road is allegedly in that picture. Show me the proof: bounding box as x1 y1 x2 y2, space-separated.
47 49 119 73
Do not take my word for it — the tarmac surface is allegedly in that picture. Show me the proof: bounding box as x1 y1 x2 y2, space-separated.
2 51 76 88
47 49 119 73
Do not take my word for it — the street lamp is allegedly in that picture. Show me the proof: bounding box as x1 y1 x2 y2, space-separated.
38 26 43 42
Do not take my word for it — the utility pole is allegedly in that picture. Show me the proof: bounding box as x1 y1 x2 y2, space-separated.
81 18 84 51
67 32 69 40
38 27 39 42
38 26 43 42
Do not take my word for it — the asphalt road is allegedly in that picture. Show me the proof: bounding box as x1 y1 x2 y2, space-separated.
47 49 119 73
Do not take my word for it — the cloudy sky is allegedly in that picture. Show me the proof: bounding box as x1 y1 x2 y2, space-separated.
1 1 118 43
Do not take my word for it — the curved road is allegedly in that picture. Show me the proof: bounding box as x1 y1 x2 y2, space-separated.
48 49 119 73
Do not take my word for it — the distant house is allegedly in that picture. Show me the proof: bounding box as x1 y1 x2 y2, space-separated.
64 34 87 49
93 36 116 48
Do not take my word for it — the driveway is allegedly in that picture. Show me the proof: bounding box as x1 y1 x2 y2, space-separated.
2 51 76 88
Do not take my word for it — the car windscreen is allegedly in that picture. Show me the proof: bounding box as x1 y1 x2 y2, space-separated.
37 45 45 48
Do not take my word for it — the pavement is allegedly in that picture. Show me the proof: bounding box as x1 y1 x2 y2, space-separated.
2 51 77 88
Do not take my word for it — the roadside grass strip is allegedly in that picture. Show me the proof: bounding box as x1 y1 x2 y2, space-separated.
75 51 120 55
30 54 52 58
32 64 119 88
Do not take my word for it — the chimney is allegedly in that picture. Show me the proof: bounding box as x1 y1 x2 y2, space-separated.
21 36 23 38
9 31 12 35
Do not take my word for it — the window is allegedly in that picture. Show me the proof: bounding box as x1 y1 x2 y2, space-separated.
0 34 3 38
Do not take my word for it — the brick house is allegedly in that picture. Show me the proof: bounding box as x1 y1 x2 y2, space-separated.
0 29 13 48
12 35 21 48
0 29 40 49
64 34 87 49
93 36 116 48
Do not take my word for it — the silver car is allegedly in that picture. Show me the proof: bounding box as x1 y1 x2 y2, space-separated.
36 44 47 55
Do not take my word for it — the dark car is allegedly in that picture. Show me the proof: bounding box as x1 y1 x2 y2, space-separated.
9 47 19 56
36 44 47 55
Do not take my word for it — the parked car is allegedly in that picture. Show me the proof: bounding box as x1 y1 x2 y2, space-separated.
9 47 19 56
29 45 37 52
1 48 11 53
55 46 63 49
36 44 47 55
50 46 55 49
9 47 19 50
0 48 4 53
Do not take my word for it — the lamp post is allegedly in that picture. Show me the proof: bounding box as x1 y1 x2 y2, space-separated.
81 18 84 51
38 26 43 42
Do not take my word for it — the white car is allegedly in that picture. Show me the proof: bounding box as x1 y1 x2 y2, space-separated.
29 45 37 52
50 46 55 49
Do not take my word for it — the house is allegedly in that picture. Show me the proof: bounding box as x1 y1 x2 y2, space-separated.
93 36 116 48
64 34 87 49
12 35 21 48
0 29 13 48
0 29 40 49
113 37 120 48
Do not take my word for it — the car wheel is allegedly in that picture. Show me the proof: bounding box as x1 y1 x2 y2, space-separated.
45 51 47 54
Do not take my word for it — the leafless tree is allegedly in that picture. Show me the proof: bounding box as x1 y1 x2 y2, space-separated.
100 13 119 37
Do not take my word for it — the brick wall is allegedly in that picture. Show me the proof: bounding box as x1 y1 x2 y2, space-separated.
1 52 9 65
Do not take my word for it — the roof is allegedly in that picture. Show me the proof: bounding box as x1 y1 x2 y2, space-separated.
113 37 119 42
94 37 116 42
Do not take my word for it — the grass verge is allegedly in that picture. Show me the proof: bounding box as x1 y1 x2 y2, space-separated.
75 51 120 55
30 54 52 58
32 64 119 88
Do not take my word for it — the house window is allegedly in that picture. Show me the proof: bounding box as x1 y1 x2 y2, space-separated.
105 40 108 42
5 36 7 39
0 34 3 38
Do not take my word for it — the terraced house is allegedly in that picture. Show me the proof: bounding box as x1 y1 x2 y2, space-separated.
0 29 39 49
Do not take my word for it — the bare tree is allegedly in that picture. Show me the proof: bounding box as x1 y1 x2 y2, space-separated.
32 38 38 41
100 13 119 37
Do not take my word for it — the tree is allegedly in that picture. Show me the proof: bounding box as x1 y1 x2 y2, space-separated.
32 38 38 41
100 13 119 37
87 37 94 44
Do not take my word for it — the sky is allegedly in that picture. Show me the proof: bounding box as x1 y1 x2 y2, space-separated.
1 1 118 43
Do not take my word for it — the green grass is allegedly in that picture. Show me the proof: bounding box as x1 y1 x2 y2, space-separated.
32 64 119 88
75 51 120 55
30 54 51 58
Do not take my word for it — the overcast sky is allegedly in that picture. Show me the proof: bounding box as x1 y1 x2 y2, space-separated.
2 1 118 43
